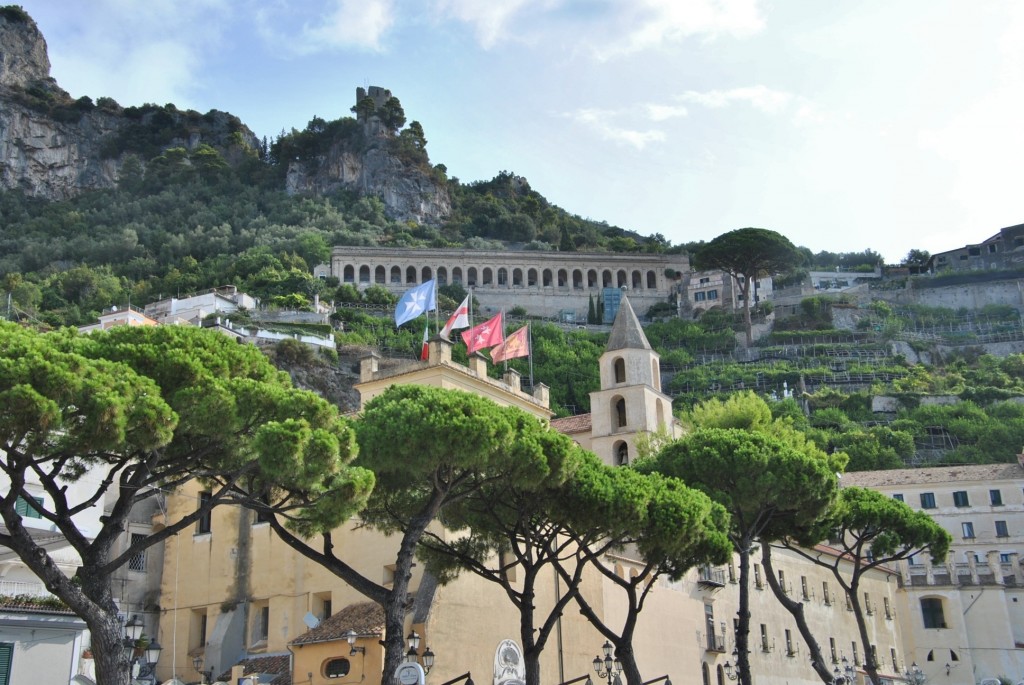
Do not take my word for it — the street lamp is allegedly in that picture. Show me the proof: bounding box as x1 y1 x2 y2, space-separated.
404 629 435 674
122 615 162 683
832 656 856 685
722 661 740 681
192 654 214 684
904 662 926 685
592 641 622 685
345 629 365 656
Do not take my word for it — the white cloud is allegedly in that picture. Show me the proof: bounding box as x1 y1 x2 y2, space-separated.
593 0 765 59
432 0 540 49
43 0 229 107
678 85 791 113
570 108 666 150
645 103 689 121
301 0 396 52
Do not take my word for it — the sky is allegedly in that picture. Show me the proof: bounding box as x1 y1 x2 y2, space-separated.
16 0 1024 263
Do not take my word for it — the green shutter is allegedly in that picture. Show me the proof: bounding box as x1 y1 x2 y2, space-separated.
14 496 43 519
0 642 14 685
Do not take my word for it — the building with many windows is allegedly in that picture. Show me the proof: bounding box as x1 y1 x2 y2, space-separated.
842 462 1024 683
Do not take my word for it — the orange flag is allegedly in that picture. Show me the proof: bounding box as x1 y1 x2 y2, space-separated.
461 312 504 354
490 326 529 363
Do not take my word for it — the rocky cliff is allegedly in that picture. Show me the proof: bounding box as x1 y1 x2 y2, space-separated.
0 9 450 224
0 8 257 201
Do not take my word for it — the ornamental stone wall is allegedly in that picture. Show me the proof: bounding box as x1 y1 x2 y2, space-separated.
327 246 689 318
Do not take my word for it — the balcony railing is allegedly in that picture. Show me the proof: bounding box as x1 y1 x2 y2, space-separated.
0 579 54 599
704 632 728 653
698 566 726 589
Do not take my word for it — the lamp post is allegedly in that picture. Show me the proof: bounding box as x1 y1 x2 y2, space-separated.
192 654 214 684
592 641 622 685
904 662 926 685
404 630 436 674
722 661 740 681
345 629 366 657
831 657 856 685
122 615 162 684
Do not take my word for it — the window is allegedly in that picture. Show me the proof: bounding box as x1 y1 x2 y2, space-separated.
953 491 969 507
127 532 147 572
694 291 706 302
921 597 946 629
760 624 770 652
920 492 936 509
614 358 626 384
822 582 831 605
614 398 627 428
864 593 873 615
191 610 208 650
197 492 212 534
324 658 351 678
852 643 859 667
0 642 12 685
1001 553 1012 563
14 495 43 519
829 637 837 663
707 290 718 300
754 564 763 589
893 494 904 502
996 520 1009 537
884 596 893 620
961 522 975 539
908 554 918 565
891 648 899 671
778 569 786 594
252 604 270 643
785 629 795 656
990 489 1003 506
801 576 809 601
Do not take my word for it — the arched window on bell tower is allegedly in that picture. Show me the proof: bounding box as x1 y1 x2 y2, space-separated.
614 357 626 384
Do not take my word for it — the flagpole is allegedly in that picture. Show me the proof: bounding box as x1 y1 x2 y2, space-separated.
528 321 534 389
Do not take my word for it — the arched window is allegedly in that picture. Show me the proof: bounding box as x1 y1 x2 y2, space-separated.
617 270 627 287
468 267 478 286
543 269 553 287
359 265 370 283
717 665 725 685
614 397 627 429
324 657 351 678
528 269 538 287
421 266 432 283
390 266 402 283
497 268 508 286
614 357 626 384
603 270 613 287
452 267 463 285
557 269 568 287
702 664 711 685
656 400 665 428
343 265 355 283
406 266 417 283
921 597 947 629
513 268 523 286
615 441 629 466
652 359 661 391
375 265 386 284
588 269 598 288
437 266 448 286
573 269 583 289
647 270 657 288
632 270 642 289
483 268 493 286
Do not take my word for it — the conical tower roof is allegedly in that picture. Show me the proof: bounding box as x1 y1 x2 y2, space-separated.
605 295 652 351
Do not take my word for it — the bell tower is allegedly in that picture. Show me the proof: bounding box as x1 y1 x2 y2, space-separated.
588 295 680 466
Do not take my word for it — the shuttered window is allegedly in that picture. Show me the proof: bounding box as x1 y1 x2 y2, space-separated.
0 642 14 685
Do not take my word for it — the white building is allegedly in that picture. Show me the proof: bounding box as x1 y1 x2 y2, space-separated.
843 462 1024 684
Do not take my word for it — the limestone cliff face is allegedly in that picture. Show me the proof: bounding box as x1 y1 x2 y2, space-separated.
0 10 258 200
286 143 450 225
285 143 451 225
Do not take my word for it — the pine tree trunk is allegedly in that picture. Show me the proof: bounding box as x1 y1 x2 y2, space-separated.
736 541 753 685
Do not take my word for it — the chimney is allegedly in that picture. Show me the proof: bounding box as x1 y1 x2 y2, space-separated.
468 352 488 376
503 368 521 391
533 383 550 409
428 337 453 365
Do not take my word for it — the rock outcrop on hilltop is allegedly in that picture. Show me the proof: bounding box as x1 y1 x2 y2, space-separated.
0 9 451 225
0 7 257 201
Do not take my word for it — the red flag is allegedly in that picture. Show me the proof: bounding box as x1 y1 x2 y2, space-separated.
490 326 529 363
461 312 504 354
420 325 430 361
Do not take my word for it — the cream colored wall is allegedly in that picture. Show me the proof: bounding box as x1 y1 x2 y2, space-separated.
293 636 384 685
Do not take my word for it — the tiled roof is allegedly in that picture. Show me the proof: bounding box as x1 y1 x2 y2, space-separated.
290 601 385 646
0 594 76 615
551 413 592 434
841 461 1023 488
215 654 291 685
